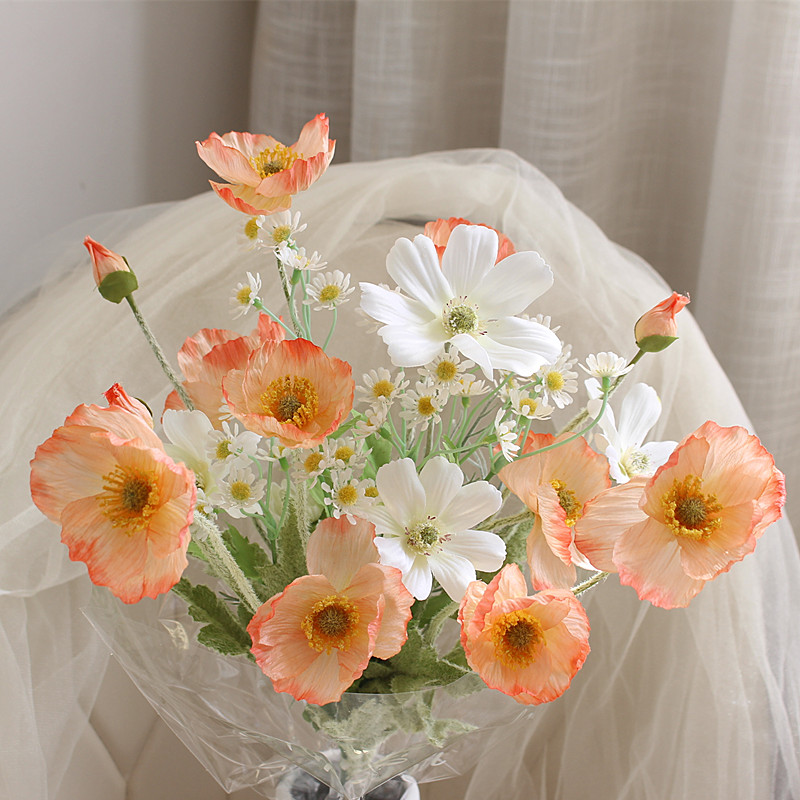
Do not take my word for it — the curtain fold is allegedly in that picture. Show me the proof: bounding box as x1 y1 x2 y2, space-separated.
251 0 800 526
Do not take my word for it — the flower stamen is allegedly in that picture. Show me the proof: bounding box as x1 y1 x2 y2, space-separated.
662 475 722 540
98 466 159 531
551 479 582 526
251 143 299 178
260 375 319 428
301 595 360 653
490 608 544 669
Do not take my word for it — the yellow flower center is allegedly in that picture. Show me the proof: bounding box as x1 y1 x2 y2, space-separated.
443 303 480 335
417 396 436 416
520 397 538 415
244 217 260 240
551 479 582 526
319 284 341 303
304 452 324 474
302 595 360 653
98 466 159 531
546 371 565 392
229 480 252 502
371 379 395 399
236 286 252 306
334 445 354 463
661 475 723 540
215 439 232 459
490 608 544 669
271 224 292 244
261 375 319 427
364 486 379 498
336 485 359 506
407 520 442 555
251 143 299 179
435 360 459 382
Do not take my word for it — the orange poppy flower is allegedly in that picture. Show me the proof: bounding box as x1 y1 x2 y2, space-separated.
459 564 590 705
498 432 611 590
222 337 354 448
164 314 285 428
247 517 413 705
30 385 196 603
196 114 335 216
423 217 516 263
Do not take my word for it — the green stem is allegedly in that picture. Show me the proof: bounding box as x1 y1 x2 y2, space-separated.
126 295 194 410
253 298 295 338
323 306 337 351
573 571 609 596
192 514 261 613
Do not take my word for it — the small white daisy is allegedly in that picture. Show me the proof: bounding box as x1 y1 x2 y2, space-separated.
321 469 375 523
304 270 355 310
418 352 473 389
240 216 267 251
356 367 408 407
209 464 267 518
206 420 262 471
452 374 490 397
262 210 306 250
537 348 579 409
277 243 326 272
292 447 327 483
494 409 520 462
354 402 390 437
322 435 368 473
581 352 634 380
230 272 262 319
399 383 446 431
508 387 554 421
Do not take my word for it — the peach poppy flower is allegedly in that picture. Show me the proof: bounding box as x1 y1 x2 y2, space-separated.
609 421 785 608
164 314 285 428
222 337 354 448
30 384 196 603
498 433 611 590
459 564 590 705
634 291 690 352
423 217 516 264
247 516 413 705
196 114 335 216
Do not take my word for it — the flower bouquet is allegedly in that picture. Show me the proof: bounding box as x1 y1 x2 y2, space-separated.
30 115 786 800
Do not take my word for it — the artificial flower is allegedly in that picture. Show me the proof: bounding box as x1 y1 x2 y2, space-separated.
321 435 367 473
196 114 335 216
359 225 561 379
364 457 504 601
262 210 307 249
459 564 590 705
277 243 327 272
304 270 355 310
222 337 354 448
84 236 138 303
208 463 267 518
321 469 376 523
508 387 554 421
423 217 516 263
536 348 578 409
580 352 633 380
229 272 262 319
417 351 475 393
594 382 677 484
247 516 413 705
356 368 408 407
205 419 263 470
162 408 217 495
30 384 195 603
498 432 611 590
494 409 520 462
634 292 690 352
163 314 285 427
610 421 785 608
399 382 446 431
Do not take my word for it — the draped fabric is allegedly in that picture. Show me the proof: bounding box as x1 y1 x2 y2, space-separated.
3 150 799 799
250 0 800 528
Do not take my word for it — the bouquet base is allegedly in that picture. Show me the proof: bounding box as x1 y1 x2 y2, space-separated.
277 769 419 800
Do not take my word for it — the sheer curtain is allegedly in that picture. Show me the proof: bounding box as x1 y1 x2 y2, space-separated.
250 0 800 527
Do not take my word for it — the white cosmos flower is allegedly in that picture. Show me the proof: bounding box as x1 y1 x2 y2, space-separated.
597 382 678 483
359 225 561 379
162 409 216 494
364 457 505 601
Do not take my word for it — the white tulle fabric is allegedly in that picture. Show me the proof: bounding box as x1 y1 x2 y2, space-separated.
2 151 799 799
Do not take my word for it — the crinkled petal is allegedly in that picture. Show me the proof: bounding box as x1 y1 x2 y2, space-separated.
307 516 379 591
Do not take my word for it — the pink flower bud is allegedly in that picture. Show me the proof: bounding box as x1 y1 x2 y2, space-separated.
634 292 690 352
84 236 138 302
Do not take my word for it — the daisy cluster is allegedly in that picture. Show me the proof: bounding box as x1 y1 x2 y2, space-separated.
35 117 783 716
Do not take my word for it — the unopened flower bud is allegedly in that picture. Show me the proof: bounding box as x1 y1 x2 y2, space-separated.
634 292 690 352
84 236 138 303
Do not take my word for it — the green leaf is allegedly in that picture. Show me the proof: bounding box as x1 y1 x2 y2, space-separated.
222 524 269 580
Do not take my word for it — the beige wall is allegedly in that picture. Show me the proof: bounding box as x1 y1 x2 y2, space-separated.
0 0 256 314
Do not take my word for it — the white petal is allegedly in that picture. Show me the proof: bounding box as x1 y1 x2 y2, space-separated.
418 457 464 518
440 225 496 297
471 250 553 318
359 282 433 326
386 235 452 312
375 535 415 574
428 550 475 602
375 458 425 528
444 529 506 572
381 320 448 367
402 556 434 600
617 383 662 448
364 505 406 537
438 480 502 532
479 317 562 377
640 440 678 472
